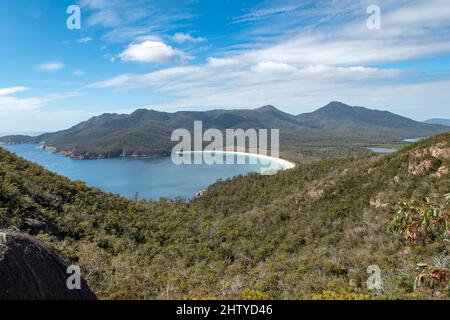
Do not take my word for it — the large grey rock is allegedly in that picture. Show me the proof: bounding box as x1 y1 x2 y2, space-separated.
0 231 96 300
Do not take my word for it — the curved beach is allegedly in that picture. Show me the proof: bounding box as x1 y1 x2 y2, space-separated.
178 150 296 171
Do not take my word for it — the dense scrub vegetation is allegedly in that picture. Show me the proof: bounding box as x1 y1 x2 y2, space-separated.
0 132 449 299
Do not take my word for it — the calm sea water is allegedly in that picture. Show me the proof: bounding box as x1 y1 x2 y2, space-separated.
2 144 282 200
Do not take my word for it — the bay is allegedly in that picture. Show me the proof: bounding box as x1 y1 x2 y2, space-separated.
2 144 283 200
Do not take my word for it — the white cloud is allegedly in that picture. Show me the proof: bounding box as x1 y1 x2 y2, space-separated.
0 96 49 111
90 73 135 88
80 0 125 27
297 65 401 80
80 0 194 43
0 87 78 112
89 61 401 100
134 34 162 42
119 41 186 63
237 0 450 67
0 86 29 96
382 0 450 28
82 0 450 120
76 37 93 43
134 77 450 120
171 32 205 44
233 3 303 23
247 62 400 80
251 61 298 75
207 57 239 67
37 61 65 72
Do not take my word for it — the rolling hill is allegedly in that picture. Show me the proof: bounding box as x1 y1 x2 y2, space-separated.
0 131 449 299
0 102 447 160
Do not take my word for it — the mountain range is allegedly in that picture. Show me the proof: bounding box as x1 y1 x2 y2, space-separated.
1 101 448 160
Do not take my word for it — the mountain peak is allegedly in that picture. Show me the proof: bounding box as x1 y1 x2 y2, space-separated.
299 101 435 130
255 105 280 112
131 108 150 115
310 101 358 118
319 101 352 111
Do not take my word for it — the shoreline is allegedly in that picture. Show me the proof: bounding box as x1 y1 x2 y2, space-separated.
178 150 296 170
4 144 296 170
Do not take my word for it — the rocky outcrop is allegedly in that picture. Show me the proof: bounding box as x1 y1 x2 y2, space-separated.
413 144 450 160
408 160 433 176
41 145 105 160
0 231 96 300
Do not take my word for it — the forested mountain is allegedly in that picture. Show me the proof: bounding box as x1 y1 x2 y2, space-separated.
298 101 436 130
1 102 447 160
1 132 449 299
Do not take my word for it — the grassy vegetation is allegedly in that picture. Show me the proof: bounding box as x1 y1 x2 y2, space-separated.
0 132 449 299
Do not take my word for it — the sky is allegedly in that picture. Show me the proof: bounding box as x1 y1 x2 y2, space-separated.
1 0 450 132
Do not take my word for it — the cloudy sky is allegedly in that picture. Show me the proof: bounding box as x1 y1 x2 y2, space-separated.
1 0 450 132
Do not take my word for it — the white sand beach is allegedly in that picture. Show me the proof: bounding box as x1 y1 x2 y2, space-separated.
177 150 296 171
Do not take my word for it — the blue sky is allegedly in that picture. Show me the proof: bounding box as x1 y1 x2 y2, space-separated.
1 0 450 132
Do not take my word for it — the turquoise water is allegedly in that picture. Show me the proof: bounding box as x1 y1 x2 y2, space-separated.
2 144 282 200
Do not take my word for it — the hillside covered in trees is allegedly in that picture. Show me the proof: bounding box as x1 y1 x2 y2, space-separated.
0 132 449 299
